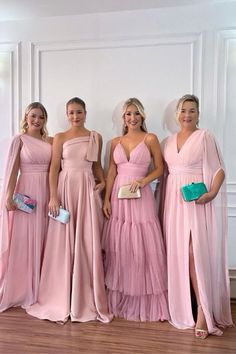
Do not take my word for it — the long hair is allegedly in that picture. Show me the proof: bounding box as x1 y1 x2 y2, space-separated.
20 102 48 139
122 97 147 135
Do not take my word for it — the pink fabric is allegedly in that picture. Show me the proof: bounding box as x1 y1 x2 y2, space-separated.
162 129 233 335
27 132 112 323
0 134 51 311
102 140 170 321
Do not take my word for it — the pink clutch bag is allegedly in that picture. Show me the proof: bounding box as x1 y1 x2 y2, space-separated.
13 193 37 213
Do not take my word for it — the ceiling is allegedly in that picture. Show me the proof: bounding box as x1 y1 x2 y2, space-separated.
0 0 227 22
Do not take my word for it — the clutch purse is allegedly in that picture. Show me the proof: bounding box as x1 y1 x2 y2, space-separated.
118 184 141 199
48 207 70 224
181 182 208 202
13 193 37 213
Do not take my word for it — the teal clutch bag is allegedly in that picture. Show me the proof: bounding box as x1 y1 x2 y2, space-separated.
181 182 208 202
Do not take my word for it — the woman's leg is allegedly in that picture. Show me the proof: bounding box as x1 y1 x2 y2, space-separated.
189 237 208 338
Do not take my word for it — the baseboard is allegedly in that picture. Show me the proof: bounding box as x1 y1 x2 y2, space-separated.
229 268 236 299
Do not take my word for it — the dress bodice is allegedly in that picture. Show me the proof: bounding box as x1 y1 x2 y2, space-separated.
113 141 151 178
19 135 51 173
62 132 98 171
164 130 205 176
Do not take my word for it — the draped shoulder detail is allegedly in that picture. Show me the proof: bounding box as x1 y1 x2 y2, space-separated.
86 131 99 162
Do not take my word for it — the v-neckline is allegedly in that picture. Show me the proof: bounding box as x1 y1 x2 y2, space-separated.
119 140 144 162
176 129 199 154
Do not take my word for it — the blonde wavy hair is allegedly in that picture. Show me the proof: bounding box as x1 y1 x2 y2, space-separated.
20 102 48 139
122 97 147 135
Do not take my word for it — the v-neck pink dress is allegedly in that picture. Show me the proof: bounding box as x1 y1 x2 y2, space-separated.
162 129 233 335
102 138 170 321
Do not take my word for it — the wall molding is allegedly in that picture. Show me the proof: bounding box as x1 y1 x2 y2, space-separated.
229 268 236 299
0 41 21 137
215 29 236 148
30 32 203 102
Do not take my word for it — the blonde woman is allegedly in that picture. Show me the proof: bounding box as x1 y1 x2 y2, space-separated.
0 102 52 312
102 98 169 321
161 94 233 338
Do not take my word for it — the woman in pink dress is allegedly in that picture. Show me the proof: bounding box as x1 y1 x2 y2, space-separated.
27 97 112 323
102 98 169 321
0 102 52 312
162 94 233 338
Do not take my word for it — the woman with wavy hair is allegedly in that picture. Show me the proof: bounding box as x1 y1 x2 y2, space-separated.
102 98 169 322
0 102 52 312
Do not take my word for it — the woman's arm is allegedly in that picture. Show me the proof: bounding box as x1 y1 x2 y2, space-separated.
103 138 119 219
196 169 225 204
48 133 63 216
5 144 21 211
92 134 105 192
130 133 164 192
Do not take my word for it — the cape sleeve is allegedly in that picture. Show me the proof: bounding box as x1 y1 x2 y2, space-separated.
155 136 169 234
0 134 22 282
203 130 232 325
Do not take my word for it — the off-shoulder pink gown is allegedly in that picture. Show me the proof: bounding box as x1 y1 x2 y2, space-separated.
0 134 51 311
27 132 112 323
102 138 169 321
162 129 233 335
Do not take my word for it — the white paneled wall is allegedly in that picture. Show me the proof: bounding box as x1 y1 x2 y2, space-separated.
0 2 235 294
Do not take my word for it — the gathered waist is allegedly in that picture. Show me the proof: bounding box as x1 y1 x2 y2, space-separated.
20 163 49 173
169 165 202 176
117 164 147 178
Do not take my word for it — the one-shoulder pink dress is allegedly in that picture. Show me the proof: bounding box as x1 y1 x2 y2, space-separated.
27 132 112 323
102 138 169 321
0 134 51 311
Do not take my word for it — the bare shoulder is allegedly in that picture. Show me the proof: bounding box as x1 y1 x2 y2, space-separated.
111 136 121 146
52 132 69 148
145 133 160 144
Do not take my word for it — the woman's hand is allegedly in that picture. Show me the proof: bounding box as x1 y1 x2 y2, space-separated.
48 197 60 217
94 180 105 192
5 196 17 211
103 199 111 219
196 191 216 204
129 179 145 193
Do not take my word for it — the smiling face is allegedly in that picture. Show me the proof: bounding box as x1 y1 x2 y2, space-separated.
177 100 199 131
67 103 86 127
26 108 46 132
123 104 144 132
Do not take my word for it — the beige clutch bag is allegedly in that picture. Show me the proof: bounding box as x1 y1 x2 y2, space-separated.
118 184 141 199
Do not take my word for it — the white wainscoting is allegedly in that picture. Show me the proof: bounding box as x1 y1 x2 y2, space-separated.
30 33 202 140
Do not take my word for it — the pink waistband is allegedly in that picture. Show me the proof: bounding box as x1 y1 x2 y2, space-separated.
169 164 202 175
117 163 148 177
20 163 49 173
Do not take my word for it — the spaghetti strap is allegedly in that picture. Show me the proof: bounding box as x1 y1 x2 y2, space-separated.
143 133 149 143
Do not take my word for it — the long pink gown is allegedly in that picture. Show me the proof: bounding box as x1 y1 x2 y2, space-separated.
102 138 170 321
0 134 51 311
27 132 112 323
162 129 233 335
